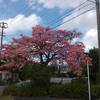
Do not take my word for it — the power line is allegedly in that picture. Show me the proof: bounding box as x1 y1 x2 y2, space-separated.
8 0 92 33
52 7 95 29
46 0 89 25
4 0 88 27
4 7 95 39
50 3 93 28
2 1 95 41
87 0 96 3
3 0 89 28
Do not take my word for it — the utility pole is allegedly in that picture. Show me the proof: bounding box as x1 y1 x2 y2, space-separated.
95 0 100 83
87 62 91 100
0 22 8 51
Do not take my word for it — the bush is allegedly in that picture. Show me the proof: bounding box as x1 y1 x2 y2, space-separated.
70 78 88 99
30 63 51 87
48 80 88 99
19 63 51 87
3 63 51 97
48 83 71 98
19 63 33 80
49 78 100 99
3 85 19 96
91 84 100 99
3 84 33 97
3 84 48 97
31 87 48 96
3 78 100 99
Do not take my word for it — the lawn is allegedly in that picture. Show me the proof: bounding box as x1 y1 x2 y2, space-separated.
0 96 13 100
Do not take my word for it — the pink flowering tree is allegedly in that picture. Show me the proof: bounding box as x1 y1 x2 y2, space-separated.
0 25 91 75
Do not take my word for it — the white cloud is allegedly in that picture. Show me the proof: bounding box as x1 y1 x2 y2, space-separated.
1 14 42 34
82 29 98 51
58 7 96 31
39 0 81 9
25 0 42 11
26 0 85 11
58 5 97 51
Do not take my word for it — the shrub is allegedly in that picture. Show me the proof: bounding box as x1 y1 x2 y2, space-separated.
48 81 88 99
31 87 48 96
19 63 51 87
19 63 33 80
48 83 71 98
3 78 100 99
91 84 100 99
70 78 88 99
3 85 19 96
30 63 51 87
3 84 33 97
48 78 89 99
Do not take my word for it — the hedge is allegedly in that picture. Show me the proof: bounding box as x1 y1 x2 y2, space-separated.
3 79 100 99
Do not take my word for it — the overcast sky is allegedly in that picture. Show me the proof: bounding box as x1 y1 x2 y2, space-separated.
0 0 98 51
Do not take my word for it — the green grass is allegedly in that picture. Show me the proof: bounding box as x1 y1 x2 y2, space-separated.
0 96 13 100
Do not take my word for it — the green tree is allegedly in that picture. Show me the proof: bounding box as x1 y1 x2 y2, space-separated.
19 63 33 81
88 48 99 83
19 63 51 87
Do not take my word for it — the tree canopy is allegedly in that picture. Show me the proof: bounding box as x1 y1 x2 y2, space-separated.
0 25 91 75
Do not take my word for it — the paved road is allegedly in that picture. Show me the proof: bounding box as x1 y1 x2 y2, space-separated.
14 97 84 100
13 97 99 100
